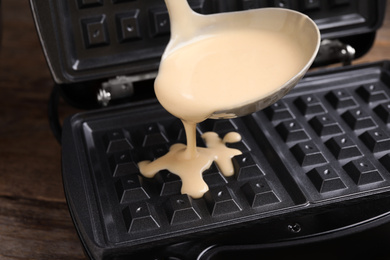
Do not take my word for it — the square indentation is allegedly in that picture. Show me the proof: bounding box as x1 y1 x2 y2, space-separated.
232 153 264 180
294 94 326 116
309 115 343 137
155 171 182 196
307 165 346 193
325 90 357 110
104 130 132 153
343 159 383 186
359 129 390 153
325 135 362 160
290 141 327 166
81 15 109 48
109 151 139 177
356 84 389 104
137 144 170 162
122 202 160 233
374 102 390 124
241 179 280 208
204 186 241 216
226 138 250 153
115 174 150 203
203 163 227 188
165 194 201 225
116 10 141 42
264 101 293 122
275 120 309 142
149 7 170 37
140 123 169 147
341 108 376 131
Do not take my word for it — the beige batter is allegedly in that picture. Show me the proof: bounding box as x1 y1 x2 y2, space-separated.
138 132 242 198
138 0 315 198
155 29 308 123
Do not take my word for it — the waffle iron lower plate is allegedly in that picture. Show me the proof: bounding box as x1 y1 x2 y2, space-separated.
62 61 390 260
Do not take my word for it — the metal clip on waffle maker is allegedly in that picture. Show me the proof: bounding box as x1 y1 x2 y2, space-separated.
30 0 390 259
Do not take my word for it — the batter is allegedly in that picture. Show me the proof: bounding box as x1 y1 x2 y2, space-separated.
138 0 314 198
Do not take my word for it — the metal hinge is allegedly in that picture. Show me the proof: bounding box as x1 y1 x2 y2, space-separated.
97 72 158 106
315 39 356 66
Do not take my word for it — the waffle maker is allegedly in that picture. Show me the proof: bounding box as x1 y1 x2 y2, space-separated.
30 0 390 259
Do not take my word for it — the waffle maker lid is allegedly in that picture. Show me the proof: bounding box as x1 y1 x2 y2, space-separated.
30 0 386 103
30 0 385 84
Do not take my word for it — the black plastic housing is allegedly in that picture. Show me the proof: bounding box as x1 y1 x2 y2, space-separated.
62 61 390 260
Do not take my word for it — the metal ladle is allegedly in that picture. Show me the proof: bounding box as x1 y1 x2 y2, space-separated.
162 0 321 119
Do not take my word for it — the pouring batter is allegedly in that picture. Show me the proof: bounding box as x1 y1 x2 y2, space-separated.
138 0 320 198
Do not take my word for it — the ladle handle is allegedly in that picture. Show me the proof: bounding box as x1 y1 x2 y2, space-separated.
164 0 202 50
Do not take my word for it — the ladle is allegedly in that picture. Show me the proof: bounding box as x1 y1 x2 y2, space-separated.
160 0 321 119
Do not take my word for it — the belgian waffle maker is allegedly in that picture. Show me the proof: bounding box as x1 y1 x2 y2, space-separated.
30 0 390 259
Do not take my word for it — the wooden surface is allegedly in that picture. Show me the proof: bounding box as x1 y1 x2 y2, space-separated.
1 1 390 259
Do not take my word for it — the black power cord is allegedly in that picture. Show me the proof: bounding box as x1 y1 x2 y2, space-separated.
47 81 103 145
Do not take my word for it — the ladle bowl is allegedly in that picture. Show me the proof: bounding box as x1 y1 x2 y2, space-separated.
161 0 321 119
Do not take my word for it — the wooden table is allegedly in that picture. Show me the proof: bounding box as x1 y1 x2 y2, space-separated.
1 1 390 259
